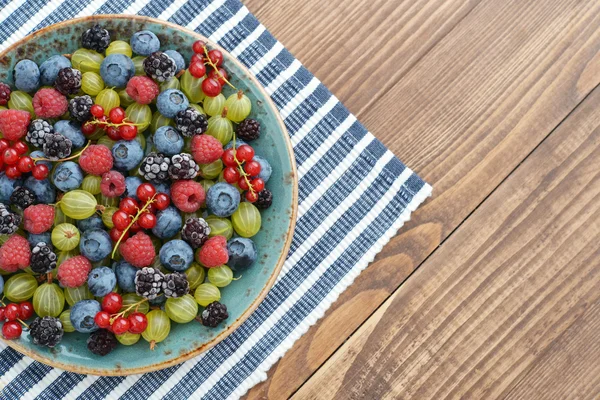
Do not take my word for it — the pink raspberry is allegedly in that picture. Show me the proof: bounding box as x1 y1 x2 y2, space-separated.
126 76 160 105
57 255 92 288
32 88 68 118
0 235 30 273
191 134 224 164
79 145 113 175
171 180 205 213
197 236 229 268
23 204 55 234
100 170 126 197
0 109 30 141
120 232 156 267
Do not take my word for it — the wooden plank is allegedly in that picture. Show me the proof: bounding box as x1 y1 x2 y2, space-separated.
242 0 600 398
293 74 600 399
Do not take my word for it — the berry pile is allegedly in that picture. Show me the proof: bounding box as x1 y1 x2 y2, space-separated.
0 26 273 355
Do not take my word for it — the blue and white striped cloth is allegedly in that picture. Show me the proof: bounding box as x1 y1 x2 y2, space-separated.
0 0 431 398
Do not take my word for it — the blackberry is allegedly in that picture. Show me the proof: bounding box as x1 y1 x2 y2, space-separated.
27 119 54 148
201 301 229 327
181 217 210 249
138 152 171 182
10 186 37 209
135 267 165 300
174 107 208 137
55 67 82 96
87 329 117 356
168 153 198 180
0 82 10 106
255 189 273 209
29 317 64 348
81 24 111 53
30 242 57 274
236 119 261 141
143 51 177 83
0 203 21 235
43 133 72 160
68 95 93 122
163 272 189 298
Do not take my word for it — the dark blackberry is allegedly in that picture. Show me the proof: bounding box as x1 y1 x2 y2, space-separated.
143 51 177 83
26 119 54 148
181 217 210 249
29 317 64 348
174 107 208 137
201 301 229 327
10 186 37 209
55 67 82 96
163 272 190 298
255 189 273 209
68 95 93 122
0 82 10 106
81 24 111 53
236 119 261 141
135 267 165 300
87 329 117 356
0 203 21 235
42 133 72 160
30 242 57 274
138 152 171 182
168 153 198 180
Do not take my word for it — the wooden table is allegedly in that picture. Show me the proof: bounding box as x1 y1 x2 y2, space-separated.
243 0 600 398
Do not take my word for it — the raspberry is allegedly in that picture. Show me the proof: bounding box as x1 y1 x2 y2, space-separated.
23 204 55 234
100 170 126 197
57 255 92 288
120 232 156 268
171 180 205 213
32 88 68 119
197 236 229 268
126 76 160 105
79 145 113 175
191 134 223 164
0 109 30 141
0 235 31 273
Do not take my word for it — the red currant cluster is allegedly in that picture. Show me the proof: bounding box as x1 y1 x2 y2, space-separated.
0 139 48 180
82 105 138 141
222 143 265 202
0 301 33 339
190 40 231 97
110 183 170 243
94 292 148 336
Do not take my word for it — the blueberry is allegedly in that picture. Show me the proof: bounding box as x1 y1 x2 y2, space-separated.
80 229 112 262
54 120 86 149
159 240 193 272
77 215 104 232
144 134 154 156
164 50 185 72
14 59 40 93
152 206 182 239
114 260 137 293
253 155 272 183
206 182 241 217
87 266 116 297
28 232 51 248
227 238 258 271
112 140 144 171
39 55 71 86
70 299 101 333
153 125 183 156
0 173 23 204
24 176 56 204
149 293 166 306
124 176 143 200
224 139 247 150
52 161 83 191
100 54 135 88
157 89 189 118
29 151 52 169
0 275 3 295
130 30 160 56
153 181 170 196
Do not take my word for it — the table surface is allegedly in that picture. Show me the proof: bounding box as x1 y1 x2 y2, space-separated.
241 0 600 399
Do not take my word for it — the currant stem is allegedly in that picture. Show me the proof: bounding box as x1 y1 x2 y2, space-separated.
88 119 145 128
232 134 255 195
203 45 236 90
109 298 148 323
111 193 157 259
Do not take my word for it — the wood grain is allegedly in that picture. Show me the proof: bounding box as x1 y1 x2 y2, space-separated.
242 0 600 398
294 76 600 399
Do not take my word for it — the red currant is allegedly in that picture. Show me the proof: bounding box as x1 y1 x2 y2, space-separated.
94 311 112 329
251 178 265 192
0 139 10 153
146 203 158 214
129 220 142 233
19 302 34 320
2 321 22 340
154 193 170 211
238 177 250 191
112 210 131 231
119 197 139 215
102 292 123 314
138 212 157 229
32 164 49 180
106 126 121 141
236 145 254 162
192 40 207 54
208 49 224 67
245 191 258 202
17 156 33 173
222 149 236 167
202 78 222 97
189 62 206 78
208 67 228 85
112 317 130 335
12 141 28 155
109 107 126 124
0 307 5 321
119 125 138 141
223 166 240 183
90 104 105 118
5 304 19 321
191 54 205 64
109 227 128 242
244 160 261 176
5 165 21 179
82 122 96 136
3 148 19 165
128 312 148 334
137 183 156 202
97 115 108 130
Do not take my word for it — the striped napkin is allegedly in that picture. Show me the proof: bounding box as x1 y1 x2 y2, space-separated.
0 0 432 398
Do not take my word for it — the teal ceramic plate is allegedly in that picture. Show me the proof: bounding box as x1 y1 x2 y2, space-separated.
0 15 297 376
